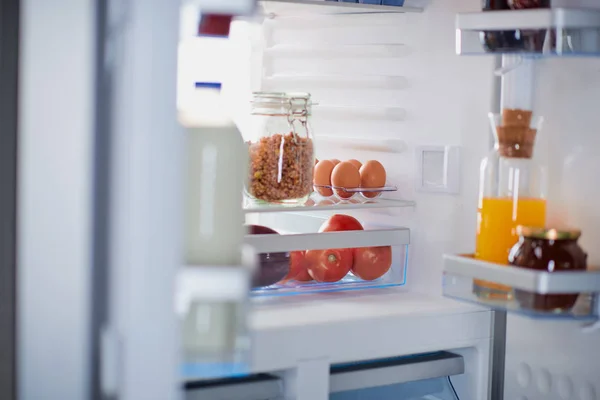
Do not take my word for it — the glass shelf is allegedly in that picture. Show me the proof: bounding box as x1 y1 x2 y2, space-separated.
244 195 415 214
442 254 600 321
456 8 600 57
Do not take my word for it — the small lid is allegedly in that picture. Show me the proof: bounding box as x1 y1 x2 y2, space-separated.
517 226 582 240
198 14 232 36
195 82 222 90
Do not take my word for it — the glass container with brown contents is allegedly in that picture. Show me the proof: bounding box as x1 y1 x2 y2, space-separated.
244 92 315 205
509 226 588 312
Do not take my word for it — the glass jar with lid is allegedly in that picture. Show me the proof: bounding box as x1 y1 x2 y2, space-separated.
509 226 587 312
474 109 547 300
242 92 315 205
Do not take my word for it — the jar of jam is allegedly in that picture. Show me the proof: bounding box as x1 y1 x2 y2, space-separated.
509 226 587 312
508 0 549 9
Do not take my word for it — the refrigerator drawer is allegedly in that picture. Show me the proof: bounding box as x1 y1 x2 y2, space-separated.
330 377 460 400
245 213 409 296
330 352 463 400
184 353 464 400
330 352 464 394
185 374 282 400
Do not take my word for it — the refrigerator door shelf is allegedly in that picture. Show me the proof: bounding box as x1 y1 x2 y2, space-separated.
458 8 600 32
456 8 600 56
442 254 600 321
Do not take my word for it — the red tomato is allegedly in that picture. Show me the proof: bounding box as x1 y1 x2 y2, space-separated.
319 214 364 233
352 246 393 281
306 248 353 283
282 251 312 282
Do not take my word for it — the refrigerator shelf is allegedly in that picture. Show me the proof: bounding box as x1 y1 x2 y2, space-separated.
456 8 600 56
182 291 489 382
244 195 415 214
442 254 600 320
260 0 423 15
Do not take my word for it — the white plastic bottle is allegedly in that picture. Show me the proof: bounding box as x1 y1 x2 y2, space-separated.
181 82 248 267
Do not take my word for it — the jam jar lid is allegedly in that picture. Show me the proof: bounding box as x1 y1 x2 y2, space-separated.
517 226 582 240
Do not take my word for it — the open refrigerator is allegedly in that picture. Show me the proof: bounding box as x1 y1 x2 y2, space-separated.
13 0 600 400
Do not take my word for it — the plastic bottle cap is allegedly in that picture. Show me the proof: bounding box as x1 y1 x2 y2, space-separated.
195 82 222 90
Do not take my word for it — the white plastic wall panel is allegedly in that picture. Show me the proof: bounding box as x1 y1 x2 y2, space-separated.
254 0 495 294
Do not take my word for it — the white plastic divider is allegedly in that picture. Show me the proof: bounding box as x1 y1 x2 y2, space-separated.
457 8 600 31
315 105 406 121
263 74 408 90
264 44 411 59
315 136 406 153
443 254 600 294
246 227 410 253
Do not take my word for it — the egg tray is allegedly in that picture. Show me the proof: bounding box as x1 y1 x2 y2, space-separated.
313 184 398 201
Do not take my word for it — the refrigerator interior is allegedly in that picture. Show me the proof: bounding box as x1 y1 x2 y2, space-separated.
180 0 496 296
178 0 600 398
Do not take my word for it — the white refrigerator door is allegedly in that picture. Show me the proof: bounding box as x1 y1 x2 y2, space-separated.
502 60 600 400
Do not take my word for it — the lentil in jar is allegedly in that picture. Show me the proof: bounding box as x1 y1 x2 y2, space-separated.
247 132 314 203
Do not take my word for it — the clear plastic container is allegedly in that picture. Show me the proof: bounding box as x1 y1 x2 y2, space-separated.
242 92 315 205
246 214 408 296
474 110 547 300
252 244 408 296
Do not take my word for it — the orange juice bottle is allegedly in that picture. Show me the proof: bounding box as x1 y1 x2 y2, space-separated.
474 110 547 300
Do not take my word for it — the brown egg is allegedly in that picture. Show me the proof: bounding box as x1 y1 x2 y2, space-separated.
347 159 362 170
360 160 386 198
330 159 341 166
331 161 361 199
313 160 335 197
